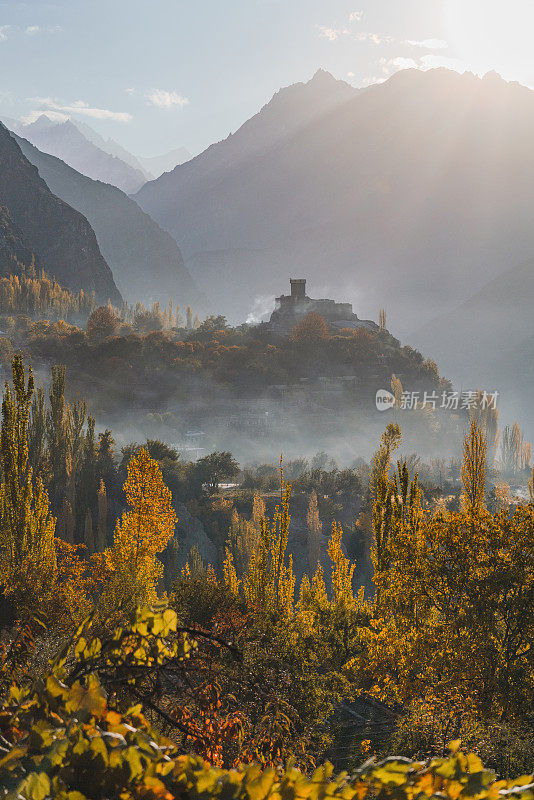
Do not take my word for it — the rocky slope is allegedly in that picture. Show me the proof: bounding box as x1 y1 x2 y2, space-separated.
0 205 34 275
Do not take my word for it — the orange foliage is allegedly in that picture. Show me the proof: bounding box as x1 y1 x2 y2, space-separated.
290 312 329 343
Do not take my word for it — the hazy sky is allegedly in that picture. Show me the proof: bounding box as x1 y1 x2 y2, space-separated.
0 0 532 157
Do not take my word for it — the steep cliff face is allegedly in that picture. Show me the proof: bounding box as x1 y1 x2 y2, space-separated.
0 124 121 304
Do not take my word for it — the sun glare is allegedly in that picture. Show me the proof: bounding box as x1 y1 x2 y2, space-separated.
443 0 534 86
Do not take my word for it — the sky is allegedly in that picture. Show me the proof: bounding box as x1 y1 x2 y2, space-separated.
0 0 532 158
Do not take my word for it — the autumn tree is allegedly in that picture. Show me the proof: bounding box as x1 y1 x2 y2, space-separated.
461 419 487 510
46 364 70 508
306 491 322 574
76 415 98 539
369 422 402 579
501 422 524 476
0 356 56 605
390 374 403 408
103 447 177 609
347 422 534 743
378 308 387 331
290 312 329 343
0 267 97 322
97 429 116 490
133 305 165 334
27 386 46 478
470 391 499 467
86 305 120 339
186 305 193 330
227 496 263 579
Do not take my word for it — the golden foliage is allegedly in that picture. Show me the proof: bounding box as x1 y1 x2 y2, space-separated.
290 311 329 342
306 490 322 574
0 356 56 605
103 447 177 610
0 268 96 321
461 420 487 510
347 424 534 727
2 605 532 799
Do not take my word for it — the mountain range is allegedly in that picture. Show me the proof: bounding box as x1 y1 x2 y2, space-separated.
1 67 533 438
14 134 203 308
13 116 147 194
68 121 191 178
0 123 121 303
135 67 534 340
3 115 192 191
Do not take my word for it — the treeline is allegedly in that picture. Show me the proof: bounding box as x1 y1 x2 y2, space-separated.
10 308 449 437
0 265 203 333
0 267 97 322
19 360 116 551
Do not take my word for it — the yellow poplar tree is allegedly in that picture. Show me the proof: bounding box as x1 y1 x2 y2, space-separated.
104 447 177 609
0 355 56 603
461 419 487 510
241 482 295 615
306 491 322 574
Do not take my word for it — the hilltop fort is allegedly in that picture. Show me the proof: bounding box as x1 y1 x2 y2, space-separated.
261 278 378 334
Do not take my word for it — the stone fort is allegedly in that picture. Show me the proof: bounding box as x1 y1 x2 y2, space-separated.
263 278 378 334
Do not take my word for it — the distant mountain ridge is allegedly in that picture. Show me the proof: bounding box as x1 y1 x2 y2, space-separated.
137 147 191 178
71 119 153 180
68 120 191 178
0 124 121 303
13 116 147 193
136 69 358 236
14 133 204 309
135 68 534 332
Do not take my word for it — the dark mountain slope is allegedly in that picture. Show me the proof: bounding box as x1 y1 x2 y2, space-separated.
0 205 34 275
0 124 121 303
14 134 204 308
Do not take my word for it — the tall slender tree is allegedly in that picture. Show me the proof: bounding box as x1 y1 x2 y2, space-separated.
306 491 322 574
461 419 487 510
0 356 56 602
103 448 177 608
